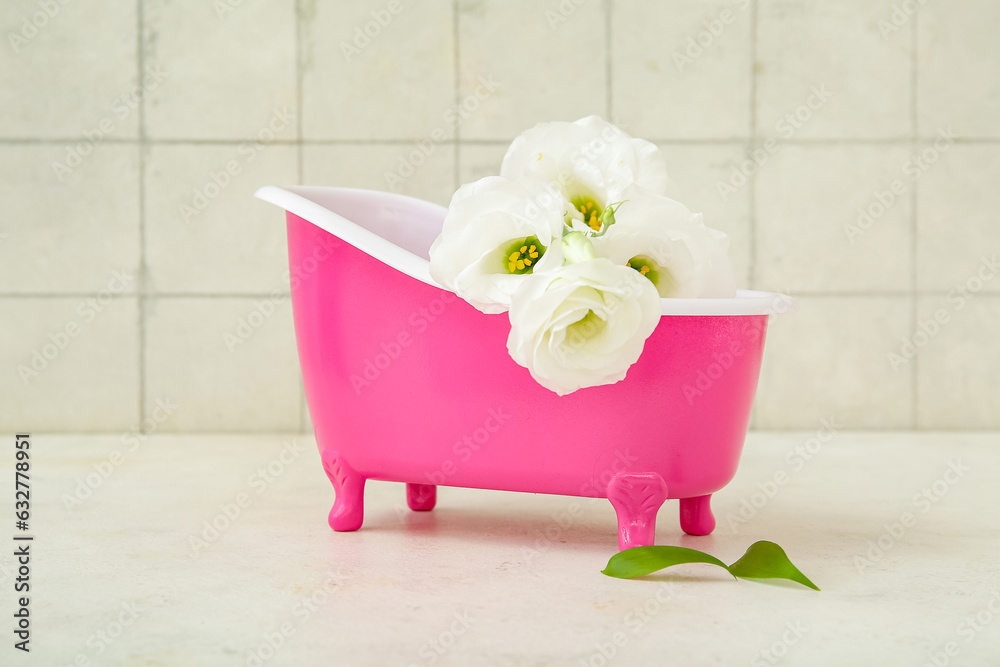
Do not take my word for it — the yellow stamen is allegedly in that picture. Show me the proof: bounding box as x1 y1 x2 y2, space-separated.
504 236 546 275
570 195 609 232
627 255 659 288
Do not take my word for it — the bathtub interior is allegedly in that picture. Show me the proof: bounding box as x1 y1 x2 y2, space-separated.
281 185 444 259
254 185 794 316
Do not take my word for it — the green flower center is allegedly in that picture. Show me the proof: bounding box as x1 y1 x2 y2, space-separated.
570 196 604 232
627 255 676 296
565 309 606 347
503 236 544 274
626 255 657 282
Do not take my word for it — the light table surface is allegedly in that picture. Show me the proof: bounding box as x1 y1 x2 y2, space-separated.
5 432 999 666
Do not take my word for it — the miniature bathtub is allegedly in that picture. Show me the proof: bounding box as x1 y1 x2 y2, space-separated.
256 185 791 551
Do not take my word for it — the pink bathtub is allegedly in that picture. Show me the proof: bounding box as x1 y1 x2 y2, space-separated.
256 185 790 550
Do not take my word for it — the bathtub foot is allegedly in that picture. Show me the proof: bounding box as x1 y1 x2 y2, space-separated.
607 472 668 551
406 483 436 511
679 494 716 536
321 451 365 532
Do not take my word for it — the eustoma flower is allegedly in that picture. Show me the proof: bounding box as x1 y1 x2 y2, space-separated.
501 115 672 235
506 234 661 396
594 187 737 298
428 176 566 313
429 116 738 395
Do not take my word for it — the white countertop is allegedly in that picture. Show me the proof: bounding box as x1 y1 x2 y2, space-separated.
6 432 1000 666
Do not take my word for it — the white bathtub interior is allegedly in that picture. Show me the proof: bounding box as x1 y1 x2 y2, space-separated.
282 185 445 259
255 185 794 316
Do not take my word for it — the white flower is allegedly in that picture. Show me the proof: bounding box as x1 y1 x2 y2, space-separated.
427 116 739 396
594 187 737 298
501 116 672 234
506 255 661 396
428 176 567 314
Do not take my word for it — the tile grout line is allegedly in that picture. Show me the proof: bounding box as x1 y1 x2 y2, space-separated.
3 136 998 146
453 0 460 191
295 0 305 181
296 0 307 433
910 12 919 428
747 0 758 291
137 0 148 433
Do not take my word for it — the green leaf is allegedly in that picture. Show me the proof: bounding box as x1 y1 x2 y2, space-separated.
600 540 820 591
727 541 820 591
601 546 732 579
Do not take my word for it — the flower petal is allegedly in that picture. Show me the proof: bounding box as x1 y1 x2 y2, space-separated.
594 187 737 298
500 116 672 205
429 176 568 313
507 258 661 395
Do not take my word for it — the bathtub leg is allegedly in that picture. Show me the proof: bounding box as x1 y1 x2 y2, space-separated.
607 472 668 551
406 483 437 511
679 494 716 536
321 451 366 532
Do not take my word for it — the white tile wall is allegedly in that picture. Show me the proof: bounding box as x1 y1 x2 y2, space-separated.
918 0 1000 139
144 143 297 293
303 143 456 206
458 0 607 140
0 297 140 432
754 296 914 429
0 1 139 138
143 0 298 140
457 143 508 186
755 145 912 293
2 1 997 431
612 0 752 140
916 145 1000 293
302 0 455 140
0 144 141 294
144 298 300 432
916 295 1000 429
658 142 753 288
756 0 912 140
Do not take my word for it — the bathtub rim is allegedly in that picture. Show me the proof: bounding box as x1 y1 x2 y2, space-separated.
256 184 796 316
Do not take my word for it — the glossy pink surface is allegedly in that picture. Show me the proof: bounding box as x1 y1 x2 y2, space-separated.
281 190 770 548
